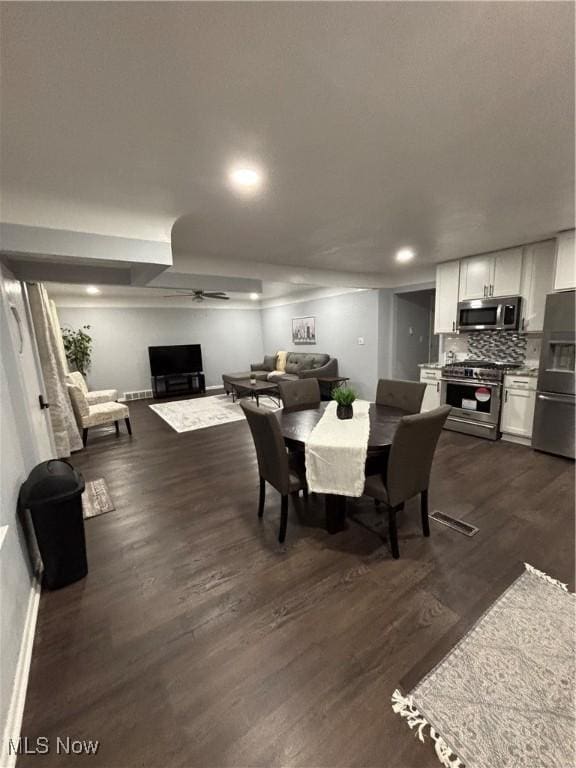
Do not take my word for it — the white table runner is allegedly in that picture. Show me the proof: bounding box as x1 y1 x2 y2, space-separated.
305 400 371 497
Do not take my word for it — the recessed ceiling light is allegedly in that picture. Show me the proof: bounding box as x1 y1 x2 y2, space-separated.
86 286 101 295
228 165 263 193
249 292 259 301
396 248 415 263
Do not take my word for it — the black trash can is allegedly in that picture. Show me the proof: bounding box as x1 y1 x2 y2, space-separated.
19 460 87 589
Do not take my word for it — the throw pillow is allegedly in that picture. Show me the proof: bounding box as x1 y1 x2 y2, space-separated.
285 359 301 374
263 354 276 372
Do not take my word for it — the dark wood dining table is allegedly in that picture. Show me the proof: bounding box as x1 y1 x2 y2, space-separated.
275 402 408 534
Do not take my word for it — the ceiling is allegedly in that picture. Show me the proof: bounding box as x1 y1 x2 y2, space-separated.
45 280 325 308
1 1 574 283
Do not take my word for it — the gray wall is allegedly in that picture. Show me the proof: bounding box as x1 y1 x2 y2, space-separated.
261 290 380 398
57 307 264 393
393 289 435 381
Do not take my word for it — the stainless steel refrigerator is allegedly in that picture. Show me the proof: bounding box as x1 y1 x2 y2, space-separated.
532 290 575 459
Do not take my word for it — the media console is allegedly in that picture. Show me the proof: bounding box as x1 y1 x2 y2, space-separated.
151 372 206 399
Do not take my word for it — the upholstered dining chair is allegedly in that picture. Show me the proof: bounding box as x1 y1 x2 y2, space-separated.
362 405 451 559
278 378 321 413
67 383 132 447
66 371 118 405
375 378 426 414
240 400 307 543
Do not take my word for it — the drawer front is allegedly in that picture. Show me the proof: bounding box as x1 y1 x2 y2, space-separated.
503 375 536 391
419 368 442 383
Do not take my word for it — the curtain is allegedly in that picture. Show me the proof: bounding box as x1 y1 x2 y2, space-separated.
27 283 82 456
49 298 69 374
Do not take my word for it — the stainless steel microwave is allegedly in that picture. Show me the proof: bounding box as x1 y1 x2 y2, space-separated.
456 296 522 331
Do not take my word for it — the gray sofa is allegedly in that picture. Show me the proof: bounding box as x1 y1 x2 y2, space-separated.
222 352 338 394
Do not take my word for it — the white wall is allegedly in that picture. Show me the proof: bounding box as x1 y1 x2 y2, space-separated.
57 306 264 393
0 274 44 764
261 290 380 398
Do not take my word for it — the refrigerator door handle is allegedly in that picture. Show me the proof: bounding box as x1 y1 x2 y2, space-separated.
537 392 575 404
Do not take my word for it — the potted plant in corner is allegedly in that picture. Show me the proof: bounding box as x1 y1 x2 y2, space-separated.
61 325 93 377
332 385 357 420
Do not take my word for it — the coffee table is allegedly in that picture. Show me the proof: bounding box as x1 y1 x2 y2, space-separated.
231 379 281 407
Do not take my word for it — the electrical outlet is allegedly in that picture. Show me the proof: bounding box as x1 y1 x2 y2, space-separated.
357 337 365 345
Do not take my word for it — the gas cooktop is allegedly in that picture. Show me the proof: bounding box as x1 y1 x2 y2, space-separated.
442 359 522 383
444 359 522 370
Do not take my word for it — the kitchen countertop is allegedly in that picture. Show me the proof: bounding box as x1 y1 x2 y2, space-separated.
504 367 539 377
419 362 539 376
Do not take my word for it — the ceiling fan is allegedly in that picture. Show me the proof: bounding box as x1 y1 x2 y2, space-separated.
162 290 230 302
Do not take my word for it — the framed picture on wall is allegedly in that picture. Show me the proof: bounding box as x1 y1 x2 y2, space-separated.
292 316 316 345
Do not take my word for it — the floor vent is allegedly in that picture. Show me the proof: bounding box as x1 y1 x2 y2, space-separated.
429 510 479 537
122 389 153 402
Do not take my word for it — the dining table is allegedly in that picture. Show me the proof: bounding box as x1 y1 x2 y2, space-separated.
275 401 408 534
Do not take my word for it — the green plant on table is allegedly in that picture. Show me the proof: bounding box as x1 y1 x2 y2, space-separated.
332 386 357 407
61 325 93 376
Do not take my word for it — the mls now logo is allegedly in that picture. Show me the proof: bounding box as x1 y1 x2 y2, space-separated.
9 736 100 755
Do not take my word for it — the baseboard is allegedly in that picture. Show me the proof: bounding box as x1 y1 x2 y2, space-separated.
501 433 532 447
206 385 222 391
1 573 41 768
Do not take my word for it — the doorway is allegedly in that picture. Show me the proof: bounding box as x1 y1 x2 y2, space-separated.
392 289 437 381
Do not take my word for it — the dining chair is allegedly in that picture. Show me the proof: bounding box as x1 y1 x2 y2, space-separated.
240 400 308 543
278 378 321 413
375 378 426 414
361 405 451 558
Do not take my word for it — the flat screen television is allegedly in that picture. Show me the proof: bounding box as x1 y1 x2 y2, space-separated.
148 344 203 376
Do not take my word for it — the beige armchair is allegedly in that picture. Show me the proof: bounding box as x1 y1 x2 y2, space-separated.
66 371 118 405
67 383 132 447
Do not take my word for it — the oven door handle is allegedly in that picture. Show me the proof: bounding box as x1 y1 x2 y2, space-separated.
441 378 501 388
446 416 497 430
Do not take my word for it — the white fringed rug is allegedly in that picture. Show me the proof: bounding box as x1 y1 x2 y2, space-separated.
149 394 277 433
392 563 575 768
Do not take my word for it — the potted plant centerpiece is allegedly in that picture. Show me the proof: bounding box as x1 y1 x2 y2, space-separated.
332 385 357 420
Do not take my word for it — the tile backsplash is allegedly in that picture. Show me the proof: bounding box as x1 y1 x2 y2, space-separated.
441 331 541 366
467 331 526 363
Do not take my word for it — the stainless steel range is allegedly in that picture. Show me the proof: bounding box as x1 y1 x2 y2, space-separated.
441 360 521 440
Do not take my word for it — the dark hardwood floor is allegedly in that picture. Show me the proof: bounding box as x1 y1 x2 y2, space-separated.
19 394 575 767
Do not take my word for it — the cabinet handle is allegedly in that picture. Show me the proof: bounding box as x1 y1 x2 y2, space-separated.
452 320 455 331
436 382 440 392
521 317 526 331
483 285 487 297
504 391 508 403
491 284 494 296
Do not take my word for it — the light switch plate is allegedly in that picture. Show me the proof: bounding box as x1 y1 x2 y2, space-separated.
357 337 365 345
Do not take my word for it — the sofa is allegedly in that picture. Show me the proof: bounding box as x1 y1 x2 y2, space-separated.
222 351 338 394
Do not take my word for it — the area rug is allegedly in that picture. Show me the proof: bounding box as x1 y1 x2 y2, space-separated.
392 563 575 768
149 394 278 433
83 478 115 519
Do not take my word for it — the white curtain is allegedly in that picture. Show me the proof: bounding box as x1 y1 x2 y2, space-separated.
27 283 82 456
49 298 69 374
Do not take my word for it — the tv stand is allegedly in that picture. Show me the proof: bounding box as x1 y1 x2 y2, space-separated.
151 372 206 399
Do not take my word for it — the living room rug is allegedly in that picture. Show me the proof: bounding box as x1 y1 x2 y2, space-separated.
392 563 575 768
83 478 115 519
149 394 278 433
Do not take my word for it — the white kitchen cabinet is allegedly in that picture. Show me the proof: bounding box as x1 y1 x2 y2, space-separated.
492 248 523 297
434 261 460 333
520 241 555 332
459 249 523 300
458 255 493 300
419 367 441 411
501 375 536 444
554 230 576 291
